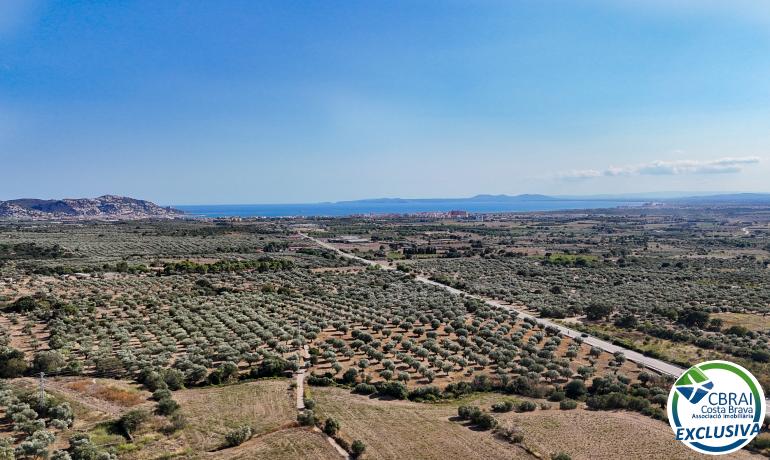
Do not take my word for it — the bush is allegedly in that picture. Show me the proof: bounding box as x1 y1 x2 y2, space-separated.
156 397 179 416
152 388 172 401
458 405 477 420
552 453 572 460
68 433 117 460
564 379 587 399
559 399 578 410
495 424 524 443
491 400 515 412
342 368 358 384
323 417 340 437
307 375 335 386
140 369 166 392
225 425 253 447
297 410 315 426
516 401 537 412
162 368 185 390
473 412 498 430
374 381 407 399
32 350 66 374
118 409 149 437
407 386 441 401
352 383 376 395
548 391 565 402
253 357 292 378
0 346 28 378
351 439 366 458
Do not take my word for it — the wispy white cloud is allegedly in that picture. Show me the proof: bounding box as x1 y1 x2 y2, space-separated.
558 157 761 180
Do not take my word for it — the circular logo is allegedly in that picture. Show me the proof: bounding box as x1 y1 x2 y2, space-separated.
668 360 766 455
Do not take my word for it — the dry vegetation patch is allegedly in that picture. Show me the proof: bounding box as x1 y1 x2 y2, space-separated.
496 407 761 460
209 427 341 460
175 378 296 452
312 386 530 460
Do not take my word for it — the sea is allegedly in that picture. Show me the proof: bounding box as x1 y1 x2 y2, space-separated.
174 199 643 218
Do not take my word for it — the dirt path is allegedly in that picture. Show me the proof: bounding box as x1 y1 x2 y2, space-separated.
313 427 351 459
294 344 348 459
296 370 306 410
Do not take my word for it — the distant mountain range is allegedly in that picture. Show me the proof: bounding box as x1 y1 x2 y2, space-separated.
335 192 770 205
0 195 183 220
334 194 558 204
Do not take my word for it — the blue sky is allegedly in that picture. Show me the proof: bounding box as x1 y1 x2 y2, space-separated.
1 0 769 204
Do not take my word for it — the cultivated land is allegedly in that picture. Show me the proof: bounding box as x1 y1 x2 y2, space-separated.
0 206 768 458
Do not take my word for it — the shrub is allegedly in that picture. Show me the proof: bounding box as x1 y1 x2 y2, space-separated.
374 381 407 399
516 401 537 412
32 350 66 374
156 397 179 416
495 424 524 443
457 405 476 420
564 379 587 399
323 417 340 437
297 410 315 426
152 388 172 401
491 400 515 412
118 409 149 437
351 439 366 458
552 453 572 460
307 375 335 386
548 391 566 402
559 399 578 410
342 368 358 384
140 369 166 392
225 425 253 447
473 412 498 430
254 357 292 378
407 386 441 401
162 368 185 390
0 347 28 378
68 433 117 460
352 383 376 395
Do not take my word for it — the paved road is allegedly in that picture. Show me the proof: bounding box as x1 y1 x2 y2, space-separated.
299 233 685 378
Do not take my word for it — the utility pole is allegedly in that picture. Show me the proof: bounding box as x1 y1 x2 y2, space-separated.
38 372 46 407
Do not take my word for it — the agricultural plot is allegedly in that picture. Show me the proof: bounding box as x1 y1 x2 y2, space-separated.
316 208 770 385
312 386 759 460
0 213 767 458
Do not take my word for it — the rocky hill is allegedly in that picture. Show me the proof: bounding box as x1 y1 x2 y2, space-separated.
0 195 184 220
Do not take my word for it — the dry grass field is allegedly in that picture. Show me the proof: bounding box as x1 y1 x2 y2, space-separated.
312 386 531 460
175 378 296 452
496 406 761 460
312 385 762 460
210 427 341 460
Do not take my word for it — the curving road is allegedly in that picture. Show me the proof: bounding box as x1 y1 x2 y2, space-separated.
299 233 685 378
